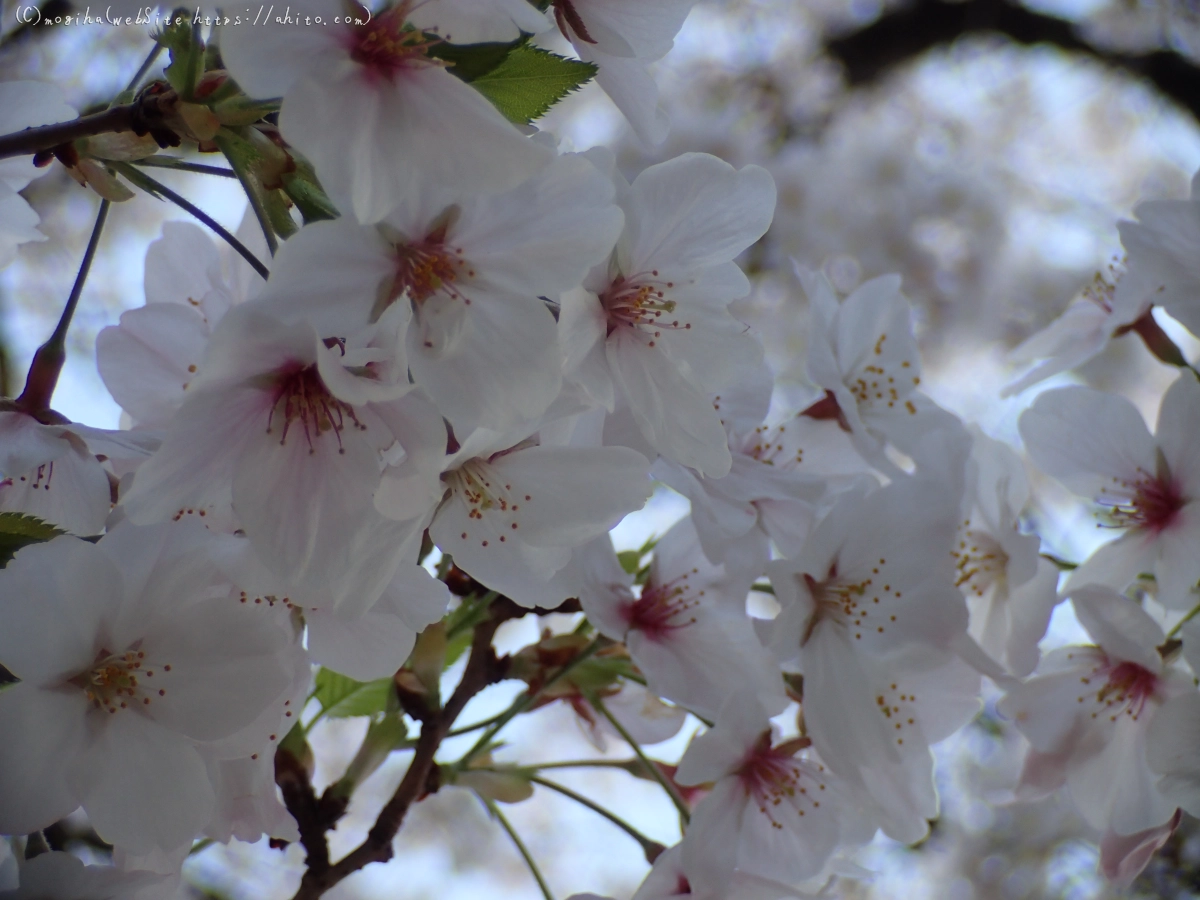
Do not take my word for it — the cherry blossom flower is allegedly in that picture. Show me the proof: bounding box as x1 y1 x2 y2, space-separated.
1146 692 1200 822
97 216 267 430
0 523 301 854
1001 266 1148 397
998 585 1193 836
1107 167 1200 340
120 304 446 613
765 477 983 841
393 423 651 607
256 151 622 431
575 518 787 721
220 0 551 224
560 153 775 477
0 82 76 270
0 409 111 534
955 427 1060 676
794 266 964 477
1018 371 1200 609
652 363 827 582
675 693 868 891
547 0 697 144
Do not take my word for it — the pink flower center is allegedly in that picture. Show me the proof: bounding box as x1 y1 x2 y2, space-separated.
621 572 702 642
1097 467 1184 534
267 364 364 455
736 733 826 827
1079 658 1161 722
346 3 443 84
600 270 691 346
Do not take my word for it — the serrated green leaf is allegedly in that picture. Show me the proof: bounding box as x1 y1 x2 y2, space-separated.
430 35 526 82
471 45 596 124
313 668 395 718
0 513 63 568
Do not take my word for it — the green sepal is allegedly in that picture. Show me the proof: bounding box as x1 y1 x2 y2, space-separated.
0 512 63 568
616 550 641 575
281 166 340 224
312 667 396 719
210 94 281 128
264 190 298 240
471 44 597 124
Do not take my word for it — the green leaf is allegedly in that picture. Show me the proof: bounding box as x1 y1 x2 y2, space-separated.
313 668 395 719
0 513 63 568
429 36 526 82
160 20 205 100
471 45 596 125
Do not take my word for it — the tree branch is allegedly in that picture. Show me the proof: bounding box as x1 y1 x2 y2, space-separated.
0 88 182 162
289 599 516 900
825 0 1200 124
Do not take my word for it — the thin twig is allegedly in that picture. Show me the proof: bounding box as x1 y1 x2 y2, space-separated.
457 637 604 770
481 796 555 900
126 41 165 92
1167 600 1200 640
110 162 269 279
528 775 665 862
132 157 237 178
590 694 691 825
16 199 110 411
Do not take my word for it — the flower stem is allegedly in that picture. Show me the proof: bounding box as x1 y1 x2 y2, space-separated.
589 694 691 825
16 199 109 412
480 795 555 900
131 157 236 178
457 637 605 770
1166 600 1200 639
125 41 164 92
110 161 269 279
445 709 510 738
528 775 665 863
1040 552 1078 571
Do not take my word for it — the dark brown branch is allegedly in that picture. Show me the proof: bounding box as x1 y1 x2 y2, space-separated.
825 0 1200 125
275 743 329 872
0 88 181 162
289 600 517 900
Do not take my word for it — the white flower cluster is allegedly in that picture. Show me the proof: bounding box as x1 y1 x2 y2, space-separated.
4 1 1200 897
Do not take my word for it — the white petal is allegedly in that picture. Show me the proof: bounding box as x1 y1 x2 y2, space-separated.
74 713 214 854
1019 386 1157 498
0 686 87 835
608 330 732 476
624 155 775 271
